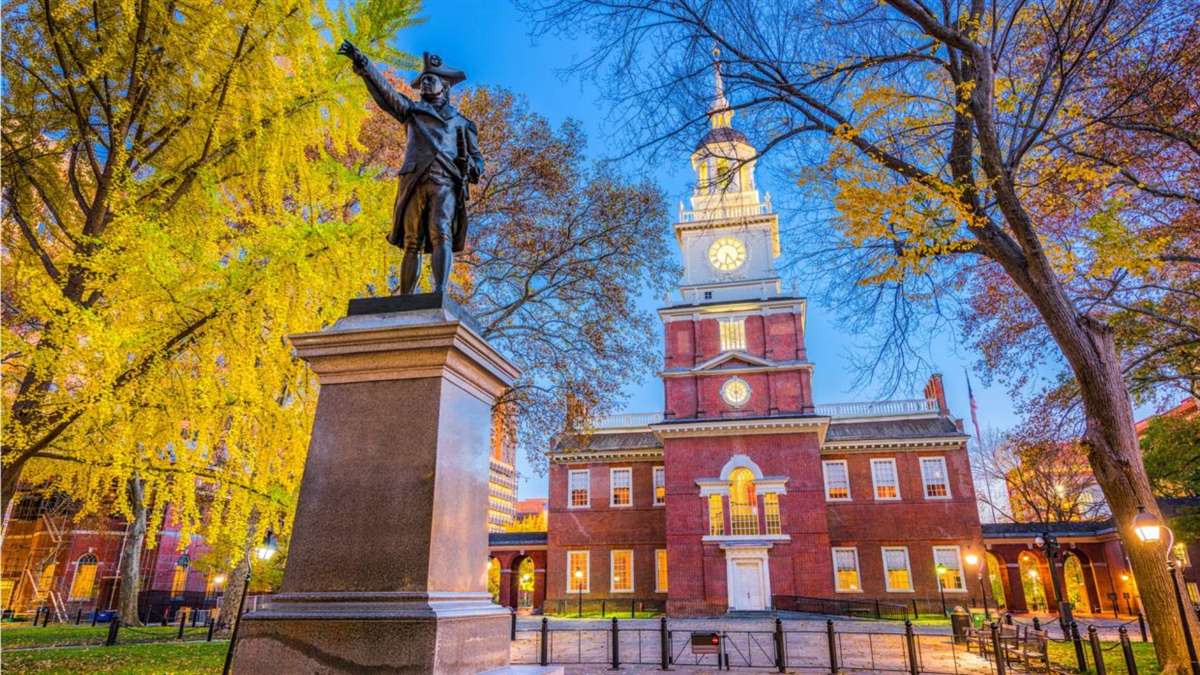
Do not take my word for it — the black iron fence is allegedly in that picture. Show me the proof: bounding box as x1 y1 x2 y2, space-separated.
773 595 913 621
972 616 1146 675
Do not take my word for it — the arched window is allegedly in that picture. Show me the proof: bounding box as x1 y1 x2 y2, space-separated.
170 555 189 599
69 554 98 600
729 468 758 535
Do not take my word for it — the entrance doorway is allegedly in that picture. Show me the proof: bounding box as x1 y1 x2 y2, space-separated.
724 546 771 611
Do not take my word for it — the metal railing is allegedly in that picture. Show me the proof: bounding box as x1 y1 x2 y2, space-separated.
588 413 664 429
773 595 912 621
587 399 941 429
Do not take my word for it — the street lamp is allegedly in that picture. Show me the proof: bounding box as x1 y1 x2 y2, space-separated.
1033 531 1074 631
254 530 278 561
935 563 948 616
965 553 988 618
224 530 279 675
574 569 584 618
1132 505 1200 674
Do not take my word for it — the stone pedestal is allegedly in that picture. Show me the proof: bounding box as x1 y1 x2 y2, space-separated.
232 294 519 674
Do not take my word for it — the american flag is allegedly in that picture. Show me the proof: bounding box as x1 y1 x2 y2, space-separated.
965 369 983 444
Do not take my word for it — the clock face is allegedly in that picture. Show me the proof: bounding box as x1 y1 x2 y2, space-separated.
720 377 752 408
708 237 747 272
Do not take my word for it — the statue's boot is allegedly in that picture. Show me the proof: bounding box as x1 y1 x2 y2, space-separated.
431 242 453 293
400 249 421 294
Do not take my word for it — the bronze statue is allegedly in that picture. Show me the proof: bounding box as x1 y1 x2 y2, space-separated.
338 41 483 294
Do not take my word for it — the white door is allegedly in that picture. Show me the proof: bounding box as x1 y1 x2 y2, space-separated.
732 560 766 610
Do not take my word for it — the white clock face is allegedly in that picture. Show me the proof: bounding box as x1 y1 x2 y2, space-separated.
708 237 747 272
720 377 752 408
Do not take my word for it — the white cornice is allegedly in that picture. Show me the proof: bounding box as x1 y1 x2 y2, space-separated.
659 297 804 321
821 436 967 453
547 448 664 464
652 415 830 444
661 362 814 378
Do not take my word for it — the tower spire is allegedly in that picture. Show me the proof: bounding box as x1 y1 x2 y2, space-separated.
708 47 732 128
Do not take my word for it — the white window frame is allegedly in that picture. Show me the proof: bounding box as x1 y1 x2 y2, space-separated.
920 457 952 500
566 551 590 593
719 318 747 352
933 545 967 592
568 469 591 509
610 468 633 507
653 466 666 506
870 458 901 501
610 550 634 593
822 460 851 501
832 547 862 593
655 549 668 593
882 546 915 593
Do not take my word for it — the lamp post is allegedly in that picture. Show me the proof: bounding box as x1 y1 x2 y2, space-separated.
224 530 278 675
1133 505 1200 674
936 563 948 616
1033 531 1073 632
521 573 532 610
574 569 584 618
965 553 988 618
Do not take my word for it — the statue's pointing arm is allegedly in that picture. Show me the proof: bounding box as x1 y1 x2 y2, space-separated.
339 40 412 123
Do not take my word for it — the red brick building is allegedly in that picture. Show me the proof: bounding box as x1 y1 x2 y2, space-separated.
543 63 984 617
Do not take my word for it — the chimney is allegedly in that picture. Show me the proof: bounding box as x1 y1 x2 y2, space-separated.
924 373 948 415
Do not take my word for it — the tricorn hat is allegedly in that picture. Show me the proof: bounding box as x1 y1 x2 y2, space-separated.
411 52 466 88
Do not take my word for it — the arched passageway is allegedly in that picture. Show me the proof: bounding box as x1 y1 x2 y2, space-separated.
1019 553 1048 612
986 552 1007 609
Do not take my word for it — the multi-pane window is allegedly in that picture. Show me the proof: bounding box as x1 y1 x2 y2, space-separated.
823 461 851 501
69 554 98 601
611 550 634 592
871 459 900 500
920 457 951 498
170 557 189 599
656 549 669 592
653 467 666 506
764 493 782 535
567 551 590 592
1189 582 1200 605
883 547 913 592
708 494 725 535
933 546 965 591
729 468 759 535
568 470 590 508
833 548 861 592
1174 543 1191 566
610 468 632 507
719 318 747 352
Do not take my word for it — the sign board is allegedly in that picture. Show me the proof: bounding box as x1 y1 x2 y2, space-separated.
691 632 720 654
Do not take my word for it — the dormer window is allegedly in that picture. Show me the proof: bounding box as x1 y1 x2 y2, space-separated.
719 318 746 352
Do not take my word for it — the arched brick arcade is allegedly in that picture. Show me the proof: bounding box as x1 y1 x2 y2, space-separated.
489 532 547 613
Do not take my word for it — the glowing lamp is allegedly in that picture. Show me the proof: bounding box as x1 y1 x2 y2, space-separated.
1133 506 1163 543
964 553 980 567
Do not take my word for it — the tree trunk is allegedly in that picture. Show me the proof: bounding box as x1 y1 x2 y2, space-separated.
217 554 250 635
1 456 28 517
116 476 148 626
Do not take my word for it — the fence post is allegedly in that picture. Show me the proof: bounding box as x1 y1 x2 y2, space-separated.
143 603 152 626
539 617 549 666
875 599 881 619
178 611 187 639
912 599 919 620
1137 612 1148 642
91 610 98 626
75 608 82 624
827 619 839 674
1004 612 1013 625
1033 617 1041 631
660 616 670 669
1087 625 1107 675
1070 621 1088 672
161 608 169 627
1119 627 1138 675
631 598 636 618
208 616 217 642
611 617 620 669
904 620 920 675
774 617 786 673
718 632 728 671
601 599 606 618
192 610 198 627
105 618 121 646
43 606 51 626
990 623 1006 675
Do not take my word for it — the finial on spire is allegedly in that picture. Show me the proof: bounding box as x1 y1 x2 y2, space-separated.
708 46 731 127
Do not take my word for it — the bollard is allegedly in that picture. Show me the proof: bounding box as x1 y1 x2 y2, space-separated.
1004 612 1013 625
207 615 217 642
990 623 1006 675
718 632 728 671
1088 625 1107 675
192 610 198 627
827 619 839 674
510 608 517 641
601 599 606 618
660 616 670 669
774 617 786 672
911 598 919 620
178 611 187 639
1070 621 1088 672
105 617 120 646
75 608 82 625
539 617 549 666
904 620 920 675
875 599 881 619
1119 627 1138 675
42 606 51 626
631 598 636 618
611 617 620 669
1033 617 1041 631
1137 612 1148 642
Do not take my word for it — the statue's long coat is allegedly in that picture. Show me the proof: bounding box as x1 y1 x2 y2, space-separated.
354 60 483 253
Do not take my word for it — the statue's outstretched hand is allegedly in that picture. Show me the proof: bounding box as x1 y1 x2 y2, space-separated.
338 39 366 68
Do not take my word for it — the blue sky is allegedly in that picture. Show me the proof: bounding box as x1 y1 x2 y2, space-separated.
394 2 1026 499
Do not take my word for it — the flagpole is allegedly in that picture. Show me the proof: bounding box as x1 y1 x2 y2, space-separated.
965 369 1000 523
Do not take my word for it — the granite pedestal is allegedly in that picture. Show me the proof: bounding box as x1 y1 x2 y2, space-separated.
232 294 519 674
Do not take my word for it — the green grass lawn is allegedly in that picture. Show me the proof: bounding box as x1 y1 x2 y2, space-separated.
543 610 662 619
1047 638 1159 674
0 623 194 648
1 641 227 674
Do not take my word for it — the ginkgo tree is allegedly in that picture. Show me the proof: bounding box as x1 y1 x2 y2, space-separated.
522 0 1199 669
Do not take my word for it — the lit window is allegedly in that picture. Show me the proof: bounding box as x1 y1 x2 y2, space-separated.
1189 583 1199 604
611 550 634 593
920 457 951 499
764 493 782 535
708 494 725 535
653 467 666 506
568 470 590 508
656 549 668 592
69 554 98 601
567 551 589 592
719 319 746 352
171 556 189 599
823 461 851 501
37 563 56 600
610 468 632 507
934 546 965 591
729 468 759 535
833 548 861 592
1174 543 1190 567
883 547 913 592
871 459 900 500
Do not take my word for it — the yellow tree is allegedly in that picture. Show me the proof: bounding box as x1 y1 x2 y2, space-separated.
2 0 421 622
524 0 1199 668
